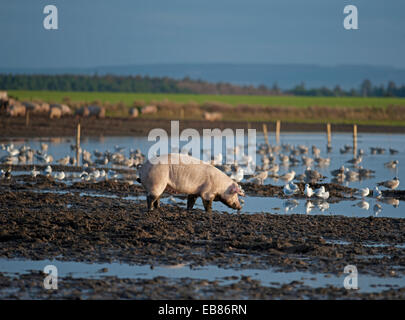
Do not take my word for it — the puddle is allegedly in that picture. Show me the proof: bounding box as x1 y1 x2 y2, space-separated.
0 258 403 294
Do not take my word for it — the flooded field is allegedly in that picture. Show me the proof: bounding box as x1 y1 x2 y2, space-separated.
1 132 404 299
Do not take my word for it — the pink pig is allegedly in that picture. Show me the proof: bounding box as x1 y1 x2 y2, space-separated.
137 153 245 212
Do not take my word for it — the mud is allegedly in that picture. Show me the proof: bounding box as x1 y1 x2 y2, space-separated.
1 115 405 138
1 172 405 299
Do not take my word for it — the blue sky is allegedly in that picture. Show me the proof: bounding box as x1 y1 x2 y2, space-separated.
1 0 404 69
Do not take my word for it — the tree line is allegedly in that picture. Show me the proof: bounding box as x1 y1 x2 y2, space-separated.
0 74 404 97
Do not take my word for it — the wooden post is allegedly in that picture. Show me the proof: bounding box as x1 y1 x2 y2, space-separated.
262 123 269 146
76 122 81 167
326 123 331 152
25 110 30 127
353 124 357 158
276 120 281 145
180 108 184 119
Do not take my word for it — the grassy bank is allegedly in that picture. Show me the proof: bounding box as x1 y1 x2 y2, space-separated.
8 90 405 108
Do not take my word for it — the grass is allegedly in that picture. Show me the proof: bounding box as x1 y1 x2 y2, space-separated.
7 90 405 109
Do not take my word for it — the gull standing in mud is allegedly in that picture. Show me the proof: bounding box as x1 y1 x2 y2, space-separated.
377 177 400 190
44 165 52 176
356 187 370 199
304 184 314 197
315 186 329 200
373 186 382 199
54 171 65 180
31 167 40 178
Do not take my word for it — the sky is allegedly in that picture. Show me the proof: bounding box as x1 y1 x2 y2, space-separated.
1 0 405 69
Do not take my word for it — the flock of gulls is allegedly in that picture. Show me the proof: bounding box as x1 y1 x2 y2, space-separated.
0 139 401 216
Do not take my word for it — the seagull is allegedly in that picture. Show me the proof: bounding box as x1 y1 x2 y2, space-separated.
356 187 370 198
279 170 296 182
44 165 52 176
347 156 362 166
384 160 399 169
377 177 400 190
54 171 65 180
283 183 297 196
315 186 329 200
268 164 279 174
168 196 178 205
31 167 40 178
288 181 299 194
304 184 314 197
373 186 382 199
230 168 244 183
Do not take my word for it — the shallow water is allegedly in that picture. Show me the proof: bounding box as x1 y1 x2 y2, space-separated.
2 132 404 218
0 258 403 294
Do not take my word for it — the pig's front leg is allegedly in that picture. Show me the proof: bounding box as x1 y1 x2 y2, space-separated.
187 195 198 211
202 199 213 213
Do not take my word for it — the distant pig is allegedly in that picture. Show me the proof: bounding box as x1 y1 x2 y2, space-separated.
137 153 245 212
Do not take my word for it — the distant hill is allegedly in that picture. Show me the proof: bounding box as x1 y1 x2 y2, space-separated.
1 63 405 90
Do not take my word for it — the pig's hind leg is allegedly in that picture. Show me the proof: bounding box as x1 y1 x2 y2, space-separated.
187 195 198 210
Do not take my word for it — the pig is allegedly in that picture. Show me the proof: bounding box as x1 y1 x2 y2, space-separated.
50 104 72 117
49 106 62 119
129 107 139 118
137 153 245 212
7 103 26 117
204 111 222 122
141 105 158 115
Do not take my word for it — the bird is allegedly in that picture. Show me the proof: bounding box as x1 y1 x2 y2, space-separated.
54 171 65 180
279 170 296 182
230 168 244 183
377 177 400 190
283 183 297 196
389 148 399 155
44 165 52 175
315 186 329 200
31 167 40 178
288 181 299 194
304 184 314 197
384 160 399 169
356 187 370 199
347 156 362 166
373 186 382 199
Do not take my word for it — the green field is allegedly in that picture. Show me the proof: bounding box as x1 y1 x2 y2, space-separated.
8 90 405 108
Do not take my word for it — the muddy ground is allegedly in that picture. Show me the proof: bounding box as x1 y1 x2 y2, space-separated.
1 174 405 299
2 115 405 138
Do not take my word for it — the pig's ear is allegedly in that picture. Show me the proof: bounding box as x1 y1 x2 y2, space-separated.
228 184 245 197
